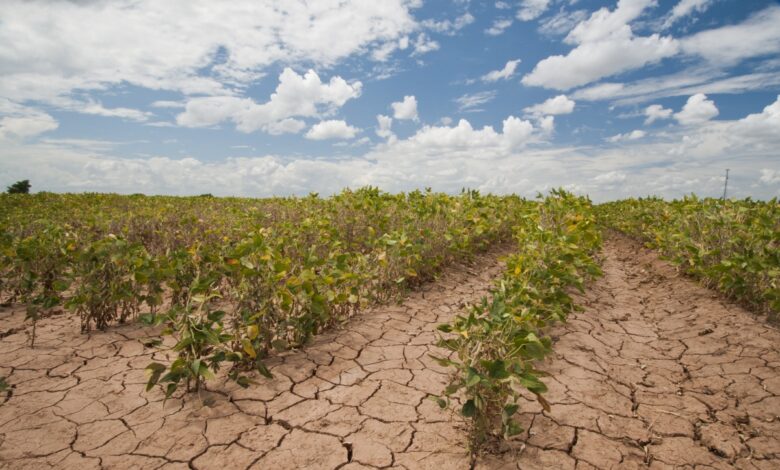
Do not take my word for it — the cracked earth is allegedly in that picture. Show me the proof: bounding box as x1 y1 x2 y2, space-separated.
0 235 778 469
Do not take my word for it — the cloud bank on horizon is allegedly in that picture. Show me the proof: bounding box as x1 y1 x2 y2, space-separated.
0 0 778 201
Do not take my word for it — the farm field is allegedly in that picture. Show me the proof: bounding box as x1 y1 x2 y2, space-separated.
0 192 778 469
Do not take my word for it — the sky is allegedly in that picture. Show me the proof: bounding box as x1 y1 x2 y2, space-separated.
0 0 779 201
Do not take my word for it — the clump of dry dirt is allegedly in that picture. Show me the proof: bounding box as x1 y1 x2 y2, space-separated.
0 235 778 470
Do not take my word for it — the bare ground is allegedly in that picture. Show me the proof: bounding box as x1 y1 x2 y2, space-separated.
0 235 778 469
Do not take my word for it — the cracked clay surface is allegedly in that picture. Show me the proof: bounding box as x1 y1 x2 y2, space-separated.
1 235 779 469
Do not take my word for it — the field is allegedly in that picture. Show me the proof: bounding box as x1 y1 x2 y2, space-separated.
0 190 778 469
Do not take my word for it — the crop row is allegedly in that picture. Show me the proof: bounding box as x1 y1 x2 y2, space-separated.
597 196 779 319
0 188 529 393
434 190 603 451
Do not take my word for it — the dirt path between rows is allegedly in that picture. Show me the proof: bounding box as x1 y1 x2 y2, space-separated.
0 235 778 470
488 235 780 470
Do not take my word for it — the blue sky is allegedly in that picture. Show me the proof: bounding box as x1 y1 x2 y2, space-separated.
0 0 778 200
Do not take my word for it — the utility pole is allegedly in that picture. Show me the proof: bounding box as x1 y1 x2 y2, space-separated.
722 169 730 200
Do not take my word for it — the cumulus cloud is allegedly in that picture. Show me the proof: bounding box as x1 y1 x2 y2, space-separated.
0 0 418 106
372 36 411 62
537 115 555 134
423 13 475 35
644 104 673 124
485 18 513 36
0 112 58 140
517 0 552 21
411 33 440 56
4 97 780 201
305 120 359 140
524 95 576 116
523 0 679 90
368 116 542 164
176 68 361 133
674 93 719 125
564 7 780 105
0 114 548 197
481 59 522 82
376 115 394 139
606 129 646 142
391 96 419 121
594 171 627 184
728 94 779 141
760 169 780 185
265 119 307 136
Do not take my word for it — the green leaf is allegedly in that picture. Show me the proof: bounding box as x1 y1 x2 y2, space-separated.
256 361 274 379
503 418 523 437
465 368 481 387
487 359 509 380
144 362 166 391
503 403 519 418
461 399 476 418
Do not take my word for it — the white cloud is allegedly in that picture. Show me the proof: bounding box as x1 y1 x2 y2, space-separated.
565 0 655 45
524 95 576 116
523 36 678 90
760 169 780 185
485 18 513 36
151 101 185 109
594 171 627 183
373 116 541 159
573 69 780 105
565 7 780 105
4 97 780 201
77 101 151 122
0 0 418 107
0 112 58 140
537 115 555 134
644 104 673 124
372 36 412 62
517 0 552 21
454 91 497 112
729 94 779 142
305 120 359 140
674 93 719 125
607 129 646 142
538 9 589 36
376 114 394 139
423 13 475 35
523 0 679 90
265 119 307 136
496 2 511 10
681 6 780 65
391 95 419 121
481 59 522 82
176 68 361 133
411 33 440 56
663 0 714 29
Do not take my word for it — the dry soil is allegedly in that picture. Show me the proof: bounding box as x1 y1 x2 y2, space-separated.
0 235 778 469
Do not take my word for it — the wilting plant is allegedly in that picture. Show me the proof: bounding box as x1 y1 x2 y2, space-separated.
434 190 602 453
